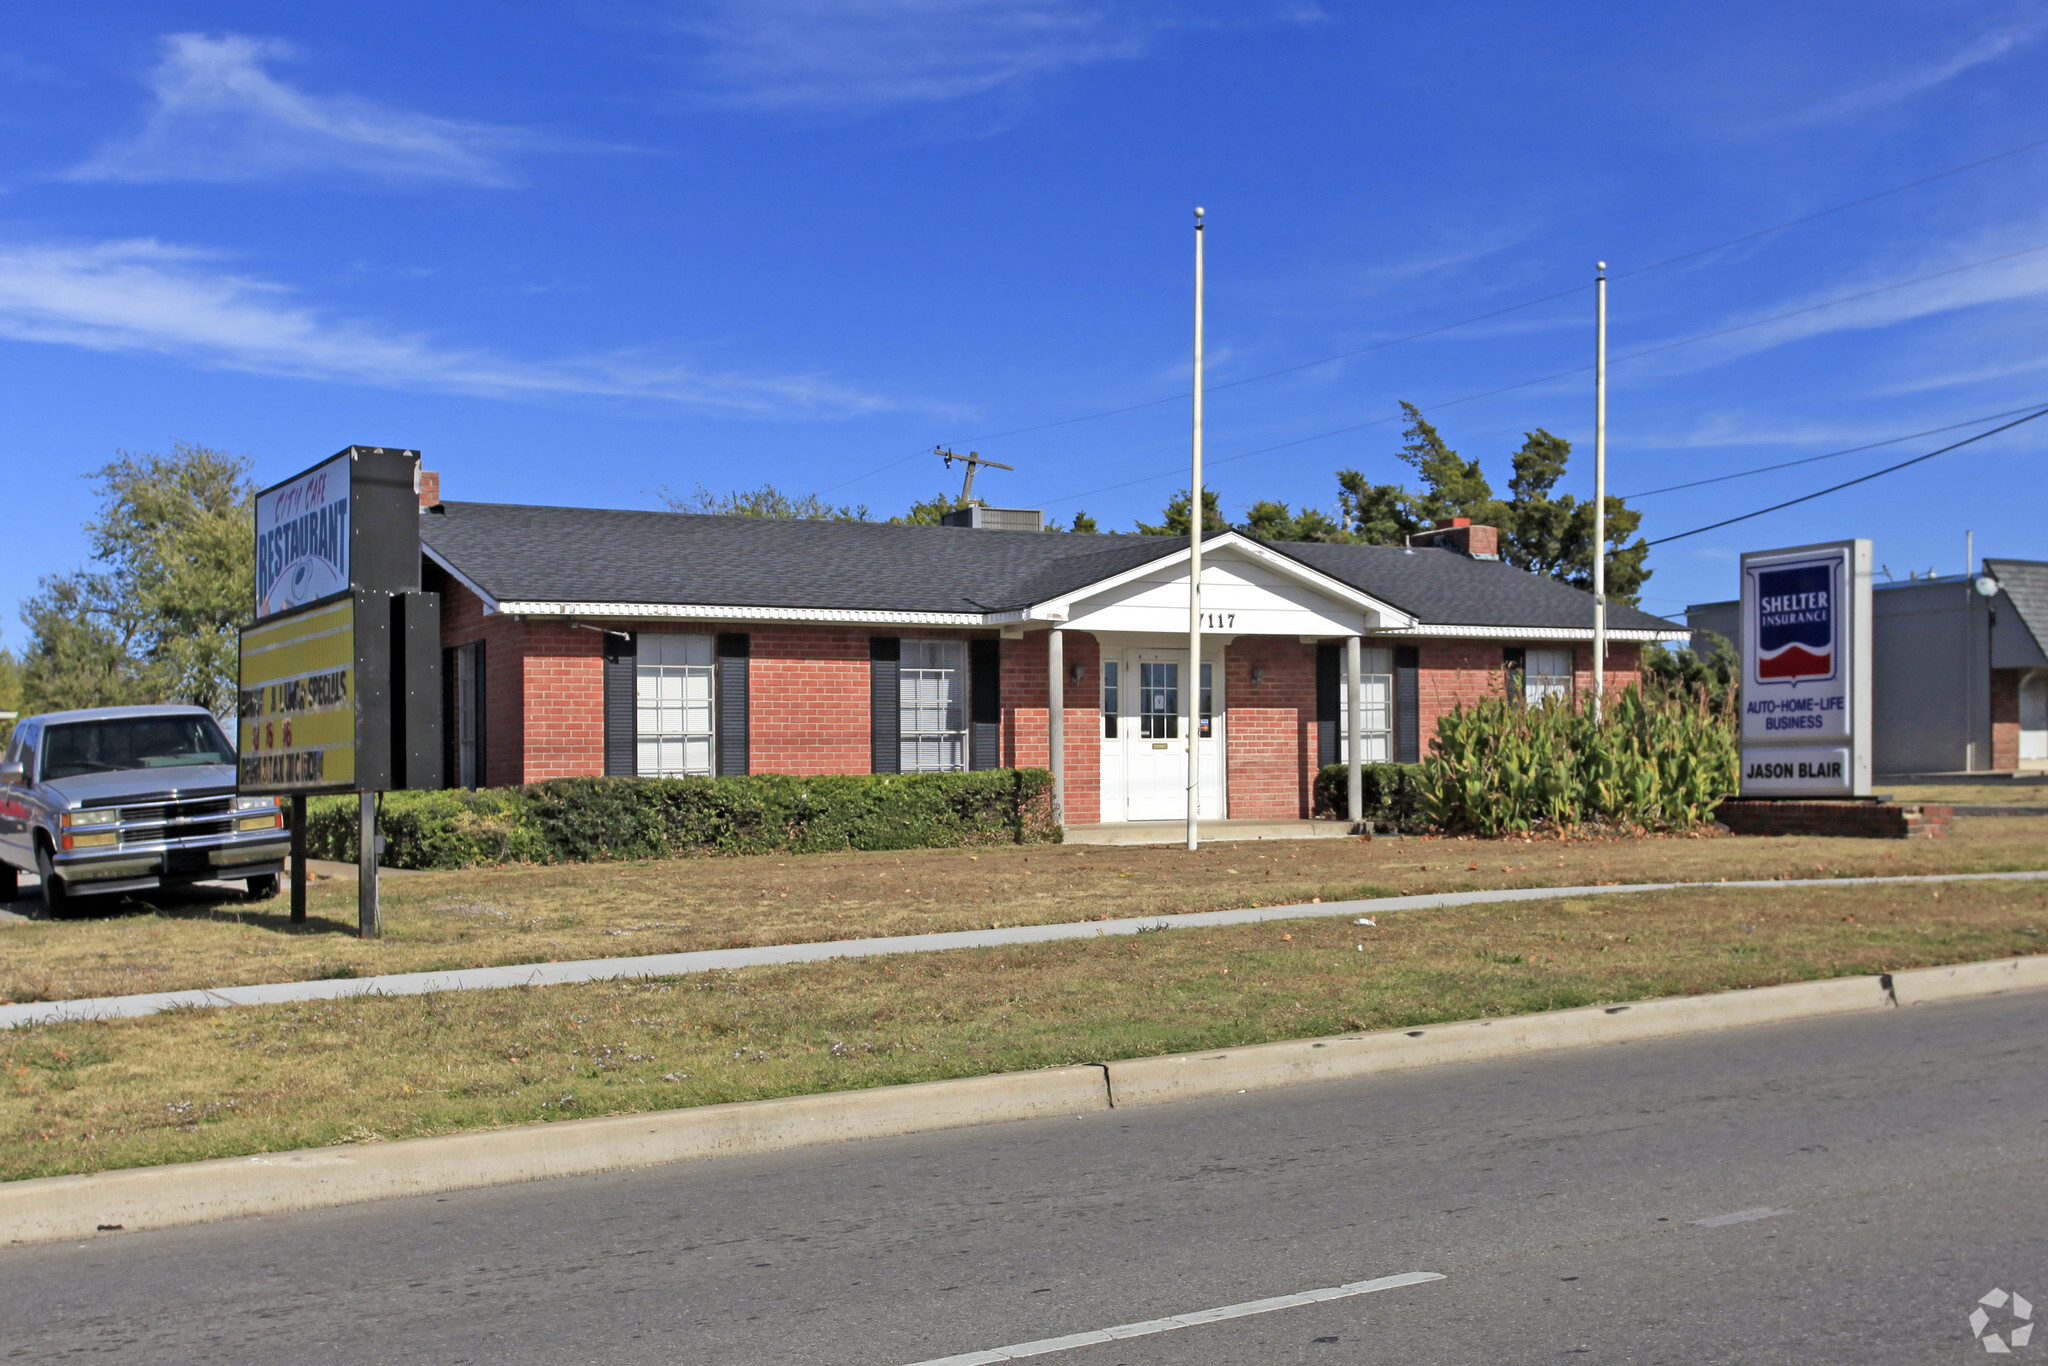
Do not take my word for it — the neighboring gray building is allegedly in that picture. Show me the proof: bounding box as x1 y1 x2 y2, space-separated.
1687 558 2048 776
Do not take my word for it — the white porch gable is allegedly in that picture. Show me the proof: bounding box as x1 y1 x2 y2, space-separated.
1034 534 1413 637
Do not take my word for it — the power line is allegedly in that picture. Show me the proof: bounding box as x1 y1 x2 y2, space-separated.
941 132 2048 451
1623 401 2048 498
1044 239 2048 507
818 131 2048 502
1645 406 2048 545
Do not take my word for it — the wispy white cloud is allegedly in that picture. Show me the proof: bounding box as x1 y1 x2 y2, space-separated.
67 33 538 186
1618 227 2048 378
0 238 895 417
672 0 1317 112
1780 13 2047 126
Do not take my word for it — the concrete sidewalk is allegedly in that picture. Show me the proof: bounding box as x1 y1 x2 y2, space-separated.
6 868 2048 1031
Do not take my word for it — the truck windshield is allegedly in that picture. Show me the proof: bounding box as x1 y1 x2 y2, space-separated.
40 715 235 780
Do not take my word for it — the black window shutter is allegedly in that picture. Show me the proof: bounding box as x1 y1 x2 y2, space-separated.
1501 646 1526 705
472 641 488 788
969 638 1001 771
441 646 458 788
870 636 900 774
1395 645 1420 764
603 631 638 776
716 633 750 777
1315 642 1340 768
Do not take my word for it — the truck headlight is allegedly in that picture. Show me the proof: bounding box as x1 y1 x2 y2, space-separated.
61 809 119 828
237 814 284 832
63 831 120 850
234 796 279 812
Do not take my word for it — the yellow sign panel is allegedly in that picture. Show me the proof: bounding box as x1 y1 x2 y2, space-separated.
238 598 356 792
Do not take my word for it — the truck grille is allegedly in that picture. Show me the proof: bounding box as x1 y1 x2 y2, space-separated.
119 796 236 843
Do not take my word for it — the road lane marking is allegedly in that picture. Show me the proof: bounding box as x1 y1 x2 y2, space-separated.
1690 1207 1794 1227
900 1271 1444 1365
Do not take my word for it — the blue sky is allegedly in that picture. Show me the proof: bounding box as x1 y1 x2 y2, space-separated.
3 1 2046 632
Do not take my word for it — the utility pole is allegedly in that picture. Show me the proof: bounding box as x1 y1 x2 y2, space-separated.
1592 262 1608 722
1187 206 1205 853
938 447 1013 505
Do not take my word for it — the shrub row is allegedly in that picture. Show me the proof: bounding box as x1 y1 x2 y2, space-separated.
1421 686 1738 836
1310 763 1430 828
305 769 1061 870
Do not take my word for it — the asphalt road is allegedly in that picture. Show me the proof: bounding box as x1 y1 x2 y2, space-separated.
5 992 2045 1365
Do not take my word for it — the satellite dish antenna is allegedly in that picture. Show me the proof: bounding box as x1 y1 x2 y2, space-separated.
1974 575 2000 598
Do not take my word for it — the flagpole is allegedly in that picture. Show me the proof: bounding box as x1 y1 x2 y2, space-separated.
1187 207 1205 853
1593 261 1608 722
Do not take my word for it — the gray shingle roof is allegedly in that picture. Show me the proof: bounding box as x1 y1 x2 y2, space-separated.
420 501 1682 632
1987 559 2048 657
1270 541 1679 632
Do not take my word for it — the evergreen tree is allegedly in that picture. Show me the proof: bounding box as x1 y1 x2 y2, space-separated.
1136 488 1227 536
1242 500 1347 542
667 483 870 521
1066 510 1099 533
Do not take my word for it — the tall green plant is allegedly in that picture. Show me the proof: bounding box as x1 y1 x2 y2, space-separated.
1421 686 1736 836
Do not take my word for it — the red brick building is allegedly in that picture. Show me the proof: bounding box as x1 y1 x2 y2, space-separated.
419 493 1688 829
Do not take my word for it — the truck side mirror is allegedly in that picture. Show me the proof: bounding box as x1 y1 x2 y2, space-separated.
0 761 21 786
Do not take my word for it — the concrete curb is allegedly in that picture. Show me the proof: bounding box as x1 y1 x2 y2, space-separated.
6 953 2046 1247
0 1066 1110 1248
9 868 2048 1031
1890 953 2048 1005
1101 976 1894 1108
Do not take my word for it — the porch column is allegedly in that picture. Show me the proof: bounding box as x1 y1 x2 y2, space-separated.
1345 634 1363 826
1047 628 1066 825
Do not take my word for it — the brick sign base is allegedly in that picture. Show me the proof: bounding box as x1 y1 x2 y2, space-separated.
1715 799 1952 840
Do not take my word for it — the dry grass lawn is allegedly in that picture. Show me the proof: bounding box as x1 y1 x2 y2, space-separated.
3 876 2044 1182
2 817 2045 1004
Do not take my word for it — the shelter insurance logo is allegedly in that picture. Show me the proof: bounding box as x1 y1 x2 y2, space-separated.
1754 562 1835 684
1971 1287 2034 1353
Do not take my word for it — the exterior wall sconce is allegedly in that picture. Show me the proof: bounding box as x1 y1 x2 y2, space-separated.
1069 663 1086 684
1250 666 1266 685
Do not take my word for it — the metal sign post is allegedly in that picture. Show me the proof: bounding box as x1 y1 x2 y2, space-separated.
288 793 307 925
358 793 379 939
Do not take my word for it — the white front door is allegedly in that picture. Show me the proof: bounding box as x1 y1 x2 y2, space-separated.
1116 650 1224 821
2021 672 2048 763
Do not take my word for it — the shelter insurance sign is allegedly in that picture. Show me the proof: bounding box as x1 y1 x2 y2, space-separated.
255 453 350 620
1739 539 1872 796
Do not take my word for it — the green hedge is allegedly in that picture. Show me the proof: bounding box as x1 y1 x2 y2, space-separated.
306 769 1061 870
1310 762 1430 827
1421 686 1737 836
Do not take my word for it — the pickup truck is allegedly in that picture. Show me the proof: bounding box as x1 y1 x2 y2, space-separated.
0 705 288 915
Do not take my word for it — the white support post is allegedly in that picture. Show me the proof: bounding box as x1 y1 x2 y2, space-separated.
1345 634 1363 827
1047 628 1066 826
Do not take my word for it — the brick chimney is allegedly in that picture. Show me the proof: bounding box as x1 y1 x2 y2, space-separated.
417 469 442 510
1406 517 1499 559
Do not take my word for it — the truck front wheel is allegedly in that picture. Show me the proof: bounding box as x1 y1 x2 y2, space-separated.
35 844 70 918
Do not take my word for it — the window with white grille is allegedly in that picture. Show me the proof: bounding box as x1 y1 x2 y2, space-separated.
1338 646 1394 762
1524 647 1574 707
899 639 968 772
637 633 715 777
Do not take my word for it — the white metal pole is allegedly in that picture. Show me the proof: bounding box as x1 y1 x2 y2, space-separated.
1592 261 1608 721
1187 207 1205 852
